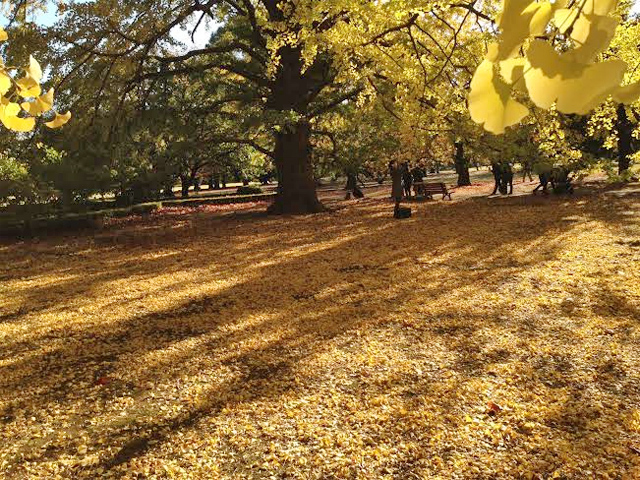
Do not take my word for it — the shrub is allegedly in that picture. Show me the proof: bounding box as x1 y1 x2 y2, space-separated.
130 203 161 216
236 185 263 195
0 155 34 203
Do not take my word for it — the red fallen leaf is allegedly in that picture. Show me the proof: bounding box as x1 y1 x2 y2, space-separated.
487 401 502 415
96 376 111 386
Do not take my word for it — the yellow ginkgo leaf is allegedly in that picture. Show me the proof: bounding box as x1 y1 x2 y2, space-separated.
40 88 54 109
2 101 21 117
567 14 618 64
524 40 625 114
0 71 11 95
612 81 640 104
553 8 580 34
526 1 553 36
499 57 527 91
469 60 529 134
0 113 35 132
16 76 42 98
556 61 625 112
45 111 71 129
26 56 43 84
21 88 54 116
490 0 554 61
486 42 500 62
582 0 619 16
21 102 39 116
491 0 546 60
0 28 7 42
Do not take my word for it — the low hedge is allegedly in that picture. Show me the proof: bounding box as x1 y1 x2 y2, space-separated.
161 193 275 208
0 202 162 237
236 185 263 195
0 194 276 237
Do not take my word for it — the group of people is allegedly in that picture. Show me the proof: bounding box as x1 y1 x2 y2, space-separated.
388 160 428 217
490 161 514 195
491 160 574 195
389 161 426 200
533 165 574 194
347 159 573 211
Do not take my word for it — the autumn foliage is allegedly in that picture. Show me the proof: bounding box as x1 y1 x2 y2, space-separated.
0 28 70 132
469 0 640 133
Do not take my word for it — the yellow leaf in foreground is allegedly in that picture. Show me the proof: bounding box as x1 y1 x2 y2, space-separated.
26 56 43 83
16 76 42 98
567 14 618 64
524 40 625 114
0 113 35 132
553 8 580 34
45 111 71 129
21 88 55 116
583 0 619 16
2 101 21 117
527 1 553 36
499 57 527 91
491 0 553 61
469 60 529 134
0 71 11 95
612 81 640 104
0 28 7 42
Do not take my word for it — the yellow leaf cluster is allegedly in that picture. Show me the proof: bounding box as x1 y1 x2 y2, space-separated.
0 33 71 133
469 0 640 134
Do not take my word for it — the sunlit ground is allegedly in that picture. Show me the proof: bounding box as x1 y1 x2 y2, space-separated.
1 178 640 479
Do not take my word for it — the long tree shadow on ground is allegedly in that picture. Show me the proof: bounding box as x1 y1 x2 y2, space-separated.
1 185 639 478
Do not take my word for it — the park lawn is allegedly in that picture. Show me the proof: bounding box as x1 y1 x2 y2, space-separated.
1 184 640 479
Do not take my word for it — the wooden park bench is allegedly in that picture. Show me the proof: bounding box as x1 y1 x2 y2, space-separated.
413 182 453 200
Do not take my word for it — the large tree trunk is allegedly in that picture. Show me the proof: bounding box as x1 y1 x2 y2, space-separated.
266 45 329 214
617 103 632 175
268 122 325 214
180 175 191 198
454 141 471 186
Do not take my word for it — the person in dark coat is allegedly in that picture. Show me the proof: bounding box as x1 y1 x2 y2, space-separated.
499 162 513 195
402 162 413 198
522 160 533 182
533 162 553 194
345 168 364 199
390 160 403 214
411 164 425 183
491 161 501 195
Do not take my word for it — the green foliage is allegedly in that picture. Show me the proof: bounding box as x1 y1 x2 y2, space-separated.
0 154 33 203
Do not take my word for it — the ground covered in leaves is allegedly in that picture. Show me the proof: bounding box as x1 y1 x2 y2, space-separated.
1 180 640 479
